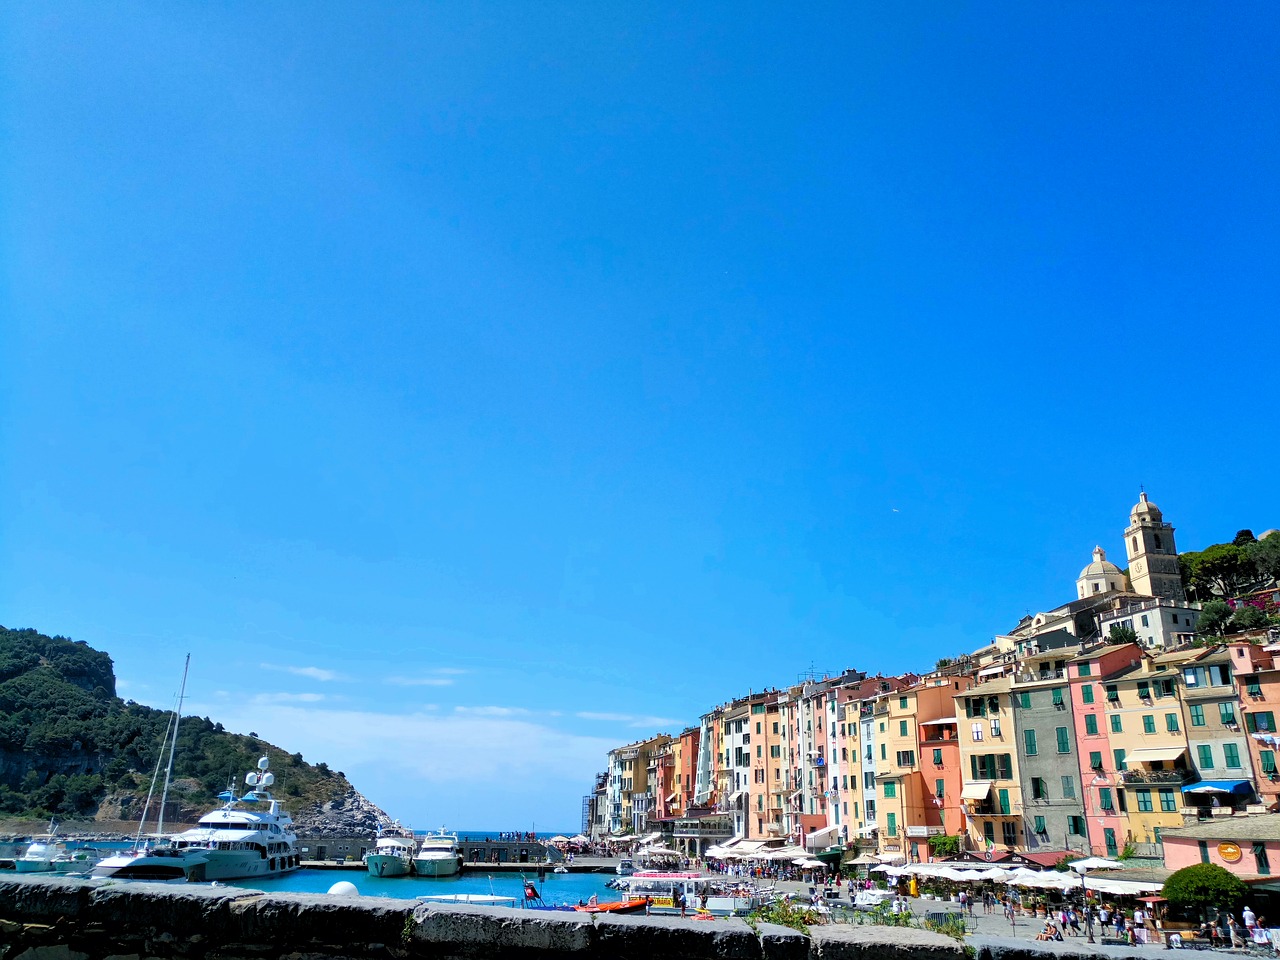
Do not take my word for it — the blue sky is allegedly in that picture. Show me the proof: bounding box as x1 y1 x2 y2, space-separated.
2 3 1278 830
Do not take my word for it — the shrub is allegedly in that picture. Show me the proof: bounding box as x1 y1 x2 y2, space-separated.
1163 864 1247 915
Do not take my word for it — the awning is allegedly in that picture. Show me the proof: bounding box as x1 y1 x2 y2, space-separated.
961 781 994 801
920 717 959 726
806 825 840 849
855 823 878 836
664 793 678 803
728 789 747 803
1126 746 1187 764
1183 779 1254 795
978 665 1007 677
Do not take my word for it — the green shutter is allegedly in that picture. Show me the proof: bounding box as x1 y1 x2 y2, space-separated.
1024 729 1037 755
1082 685 1094 704
1056 727 1070 753
998 788 1010 814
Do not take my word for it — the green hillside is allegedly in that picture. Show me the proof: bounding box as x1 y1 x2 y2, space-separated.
0 625 353 822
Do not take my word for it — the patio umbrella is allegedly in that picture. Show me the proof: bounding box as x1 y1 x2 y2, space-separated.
1069 857 1123 872
549 836 570 844
848 854 880 866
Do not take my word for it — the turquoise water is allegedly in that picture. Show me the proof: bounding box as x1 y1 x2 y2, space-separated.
225 868 618 906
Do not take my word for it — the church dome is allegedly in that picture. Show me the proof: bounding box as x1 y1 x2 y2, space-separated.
1130 492 1163 524
1079 546 1124 580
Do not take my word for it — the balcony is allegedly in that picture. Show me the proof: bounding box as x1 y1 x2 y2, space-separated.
1120 768 1195 785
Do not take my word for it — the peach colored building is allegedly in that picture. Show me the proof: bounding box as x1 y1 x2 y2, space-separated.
1233 641 1280 810
1160 814 1280 878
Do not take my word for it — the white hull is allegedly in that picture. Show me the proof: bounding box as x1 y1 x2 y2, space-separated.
413 853 461 877
92 847 300 882
367 853 412 878
14 859 56 874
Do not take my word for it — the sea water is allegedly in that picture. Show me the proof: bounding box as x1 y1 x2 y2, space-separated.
224 867 618 905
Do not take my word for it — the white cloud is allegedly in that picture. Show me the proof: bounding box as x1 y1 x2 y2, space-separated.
261 663 343 682
576 711 682 729
453 706 529 717
252 692 326 704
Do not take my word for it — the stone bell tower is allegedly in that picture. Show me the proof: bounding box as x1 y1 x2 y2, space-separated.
1124 492 1185 601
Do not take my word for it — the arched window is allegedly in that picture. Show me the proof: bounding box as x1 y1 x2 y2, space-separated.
1132 536 1139 553
1154 534 1163 550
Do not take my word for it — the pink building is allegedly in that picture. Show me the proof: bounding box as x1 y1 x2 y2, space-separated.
1160 814 1279 878
1067 641 1144 857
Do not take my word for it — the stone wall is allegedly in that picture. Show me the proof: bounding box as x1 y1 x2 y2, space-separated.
0 876 972 960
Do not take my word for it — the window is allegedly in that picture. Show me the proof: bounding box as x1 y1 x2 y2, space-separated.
1137 681 1150 700
1056 727 1071 754
971 722 984 742
900 696 908 709
1108 715 1122 734
881 744 886 760
984 821 995 844
1220 703 1237 726
1155 678 1175 698
1082 685 1095 704
1078 662 1092 677
897 750 916 767
1099 787 1114 811
900 720 908 736
998 788 1010 815
991 717 1003 738
1248 680 1265 698
1024 729 1038 756
1224 743 1241 769
1143 714 1156 734
1114 749 1127 771
1199 841 1210 864
1159 788 1176 812
1019 692 1032 708
1166 713 1180 733
999 754 1013 780
1141 614 1149 627
886 812 897 836
884 782 896 798
1067 816 1086 835
1190 704 1205 726
1034 815 1046 834
1085 714 1099 735
965 697 987 718
1248 712 1276 733
1031 777 1047 800
1052 687 1064 707
1002 821 1017 846
935 779 945 798
1136 789 1153 812
1089 751 1103 771
1197 744 1214 769
1105 684 1119 703
933 748 943 765
1061 776 1076 798
1256 843 1271 876
1262 751 1277 775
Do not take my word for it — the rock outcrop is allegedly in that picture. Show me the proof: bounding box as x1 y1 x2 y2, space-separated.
290 783 390 838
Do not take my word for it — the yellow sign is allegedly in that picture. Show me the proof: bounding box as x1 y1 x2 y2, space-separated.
1218 842 1243 863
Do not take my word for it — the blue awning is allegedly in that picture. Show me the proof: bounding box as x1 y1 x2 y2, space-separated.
1182 780 1253 795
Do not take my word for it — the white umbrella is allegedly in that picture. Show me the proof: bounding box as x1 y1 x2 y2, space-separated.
642 845 680 856
1069 857 1123 872
549 835 570 844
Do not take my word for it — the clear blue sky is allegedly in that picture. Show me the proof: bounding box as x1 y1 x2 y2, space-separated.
2 3 1277 830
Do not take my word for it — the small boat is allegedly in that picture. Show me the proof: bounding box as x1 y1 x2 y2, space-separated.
366 820 415 878
52 847 105 875
15 831 65 874
553 864 568 874
413 828 462 878
574 897 649 915
417 893 517 907
615 858 636 875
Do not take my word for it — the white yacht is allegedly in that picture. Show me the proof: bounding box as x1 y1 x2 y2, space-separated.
413 829 461 877
366 820 416 878
91 756 300 882
15 834 65 873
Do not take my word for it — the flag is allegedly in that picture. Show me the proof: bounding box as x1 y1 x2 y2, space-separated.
985 837 995 852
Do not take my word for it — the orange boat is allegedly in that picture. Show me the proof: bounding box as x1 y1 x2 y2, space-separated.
574 897 649 915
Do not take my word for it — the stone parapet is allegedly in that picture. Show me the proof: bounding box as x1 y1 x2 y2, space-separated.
0 876 969 960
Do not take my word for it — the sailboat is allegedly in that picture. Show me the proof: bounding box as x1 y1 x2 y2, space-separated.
91 657 300 881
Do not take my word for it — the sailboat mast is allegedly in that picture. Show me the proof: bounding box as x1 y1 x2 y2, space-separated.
134 710 175 846
156 654 190 838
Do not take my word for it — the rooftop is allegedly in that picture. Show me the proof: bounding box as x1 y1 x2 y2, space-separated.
1160 814 1280 843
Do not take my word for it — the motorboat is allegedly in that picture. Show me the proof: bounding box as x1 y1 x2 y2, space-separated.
15 834 66 874
52 847 105 875
366 820 416 878
615 858 636 875
413 828 462 877
91 755 300 882
573 896 649 914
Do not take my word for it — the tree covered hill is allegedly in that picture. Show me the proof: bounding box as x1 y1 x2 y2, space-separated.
0 625 385 833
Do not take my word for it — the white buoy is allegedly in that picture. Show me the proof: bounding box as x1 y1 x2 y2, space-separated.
328 880 359 896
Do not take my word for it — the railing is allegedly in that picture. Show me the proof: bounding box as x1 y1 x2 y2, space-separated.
1121 769 1194 785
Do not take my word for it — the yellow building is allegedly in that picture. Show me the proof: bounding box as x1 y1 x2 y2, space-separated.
954 677 1025 854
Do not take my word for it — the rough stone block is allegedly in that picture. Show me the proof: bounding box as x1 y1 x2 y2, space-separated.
0 878 89 922
754 921 808 960
228 891 413 948
85 879 257 935
592 914 762 960
810 924 967 960
411 902 594 958
971 935 1143 960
